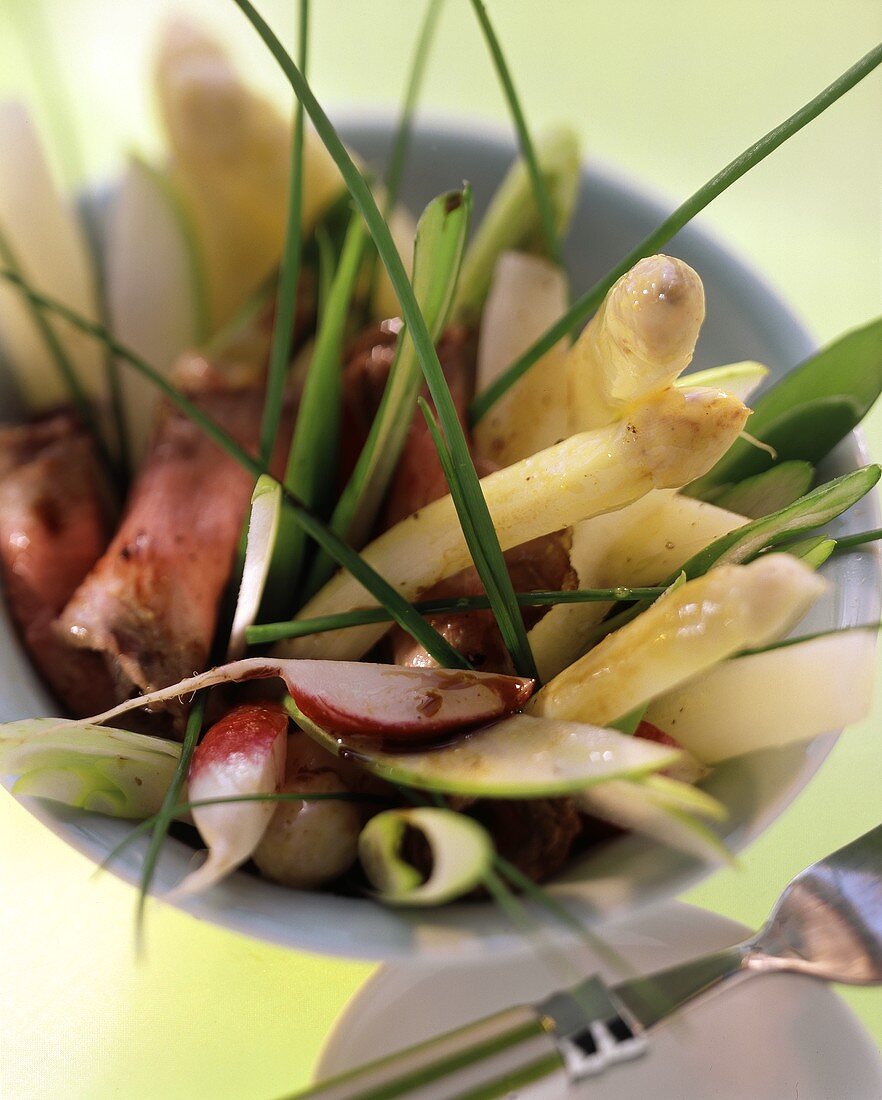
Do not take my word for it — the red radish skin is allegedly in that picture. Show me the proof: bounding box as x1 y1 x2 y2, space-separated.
190 702 290 781
81 658 535 747
635 720 681 749
173 702 289 897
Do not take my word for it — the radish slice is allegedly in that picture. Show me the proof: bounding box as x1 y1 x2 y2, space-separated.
80 658 534 746
172 703 288 897
0 718 180 818
576 777 734 864
105 155 206 464
358 808 493 906
644 631 876 763
228 476 282 659
676 361 768 403
289 703 682 797
0 102 104 409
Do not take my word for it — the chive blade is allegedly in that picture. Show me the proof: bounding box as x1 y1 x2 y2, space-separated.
245 585 669 644
0 268 469 669
419 397 539 680
305 186 471 596
468 0 562 267
470 41 882 425
259 0 309 467
362 0 445 312
264 214 367 614
229 0 536 677
136 691 206 936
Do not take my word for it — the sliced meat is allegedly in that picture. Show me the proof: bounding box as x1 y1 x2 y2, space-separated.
470 797 584 884
383 325 478 528
0 414 116 716
338 319 401 487
390 532 575 673
57 390 289 720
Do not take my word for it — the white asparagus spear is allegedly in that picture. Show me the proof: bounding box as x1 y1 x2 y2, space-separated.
566 254 705 432
0 103 105 409
528 555 825 727
528 489 747 680
474 251 570 465
276 385 749 661
154 18 344 328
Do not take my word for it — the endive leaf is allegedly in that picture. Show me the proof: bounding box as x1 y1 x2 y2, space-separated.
305 186 472 596
0 719 180 819
713 461 814 518
288 700 682 798
228 475 282 658
359 807 493 906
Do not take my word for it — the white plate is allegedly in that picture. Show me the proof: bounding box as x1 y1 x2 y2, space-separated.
316 901 882 1099
2 116 880 959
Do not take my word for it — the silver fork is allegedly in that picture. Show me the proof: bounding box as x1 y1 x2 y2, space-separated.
297 824 882 1099
615 821 882 1030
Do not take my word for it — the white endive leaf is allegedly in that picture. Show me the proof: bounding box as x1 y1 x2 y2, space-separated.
105 155 206 463
290 703 682 797
0 718 180 818
228 476 282 659
645 630 876 763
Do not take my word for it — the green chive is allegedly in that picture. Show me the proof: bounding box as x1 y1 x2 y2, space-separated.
136 692 206 936
420 396 538 679
245 585 668 645
468 0 562 267
230 0 536 678
835 527 882 551
362 0 445 312
470 42 882 426
258 0 309 467
305 186 471 597
0 268 469 670
737 620 881 658
265 213 367 614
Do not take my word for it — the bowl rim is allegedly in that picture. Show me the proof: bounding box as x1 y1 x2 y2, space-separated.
4 112 880 960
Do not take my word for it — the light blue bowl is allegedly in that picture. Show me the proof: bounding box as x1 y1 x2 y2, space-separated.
2 118 879 959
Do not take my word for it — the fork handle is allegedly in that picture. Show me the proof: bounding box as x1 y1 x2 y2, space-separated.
296 1004 566 1099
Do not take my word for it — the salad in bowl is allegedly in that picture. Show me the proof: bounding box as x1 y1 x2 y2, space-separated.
0 10 880 955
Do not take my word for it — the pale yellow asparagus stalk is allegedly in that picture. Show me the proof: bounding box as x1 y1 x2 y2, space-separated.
154 18 344 328
0 103 105 408
524 255 711 675
528 556 825 728
528 490 746 680
275 385 748 661
473 251 570 465
566 254 705 431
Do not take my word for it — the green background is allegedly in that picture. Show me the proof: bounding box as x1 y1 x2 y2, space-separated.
0 1 880 1096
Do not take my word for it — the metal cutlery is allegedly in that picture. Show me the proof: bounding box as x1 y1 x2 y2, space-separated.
296 823 882 1099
